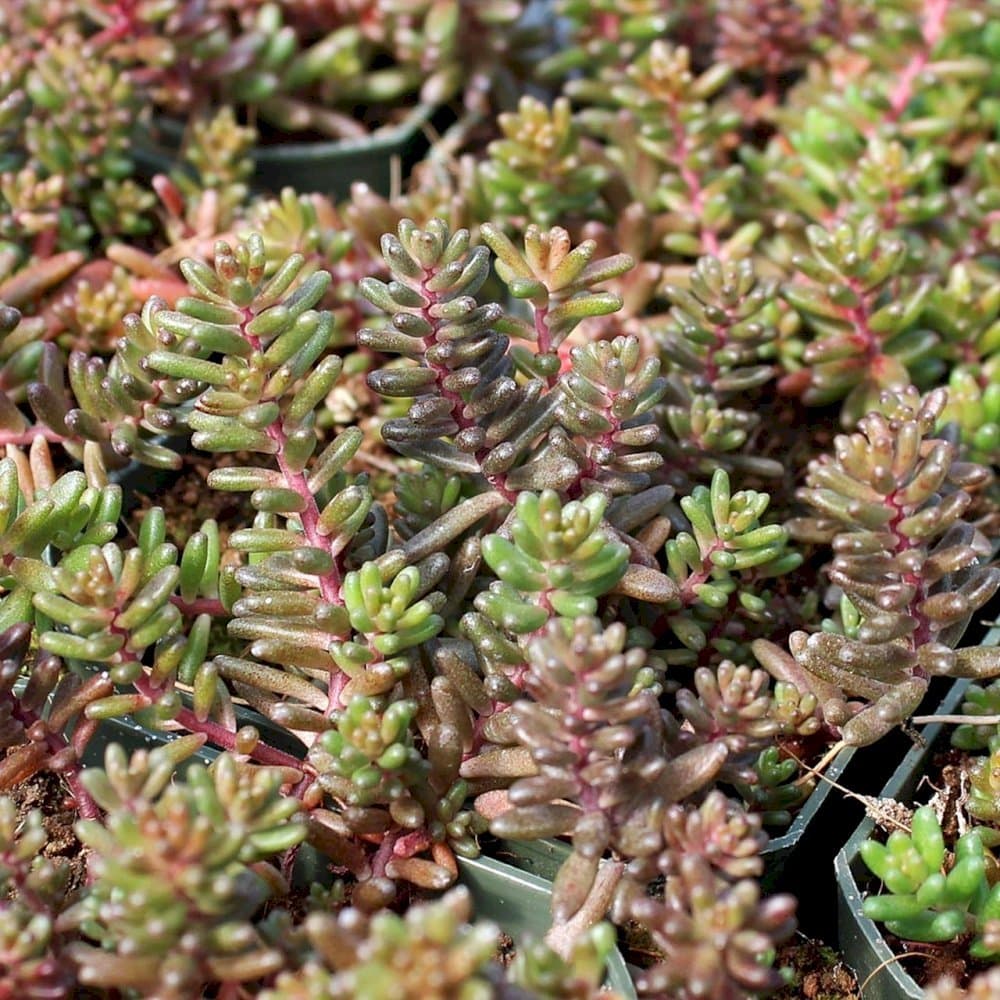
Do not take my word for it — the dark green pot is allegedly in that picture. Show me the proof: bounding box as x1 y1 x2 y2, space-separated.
491 745 856 897
457 854 635 997
835 679 972 1000
761 744 857 890
132 102 442 199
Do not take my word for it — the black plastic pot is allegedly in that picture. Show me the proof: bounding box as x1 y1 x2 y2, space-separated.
489 746 856 897
132 102 443 199
835 674 985 998
761 744 856 889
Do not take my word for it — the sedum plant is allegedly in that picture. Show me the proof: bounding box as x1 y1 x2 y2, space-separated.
6 0 1000 990
755 386 1000 749
0 218 812 998
859 806 1000 959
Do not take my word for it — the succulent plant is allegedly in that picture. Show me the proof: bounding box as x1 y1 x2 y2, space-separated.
860 805 1000 958
2 2 1000 993
755 386 1000 748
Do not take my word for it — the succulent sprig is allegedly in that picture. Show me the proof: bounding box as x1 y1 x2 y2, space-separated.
479 618 728 928
860 806 1000 957
65 745 306 997
658 469 802 665
781 217 936 427
756 386 1000 747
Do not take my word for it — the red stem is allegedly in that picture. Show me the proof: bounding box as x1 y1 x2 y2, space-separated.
665 93 720 256
865 0 949 136
170 595 226 616
7 698 100 819
128 669 314 773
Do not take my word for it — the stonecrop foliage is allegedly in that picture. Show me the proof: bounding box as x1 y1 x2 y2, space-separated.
3 0 1000 996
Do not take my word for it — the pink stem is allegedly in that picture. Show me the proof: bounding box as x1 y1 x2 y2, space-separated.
127 668 313 774
241 312 343 605
170 595 226 616
866 0 949 135
7 698 100 820
0 427 67 446
665 95 720 256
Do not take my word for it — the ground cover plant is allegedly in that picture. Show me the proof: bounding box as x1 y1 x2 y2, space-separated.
1 0 1000 997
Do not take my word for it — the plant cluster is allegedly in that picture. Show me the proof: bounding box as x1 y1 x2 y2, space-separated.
2 0 1000 997
860 806 1000 957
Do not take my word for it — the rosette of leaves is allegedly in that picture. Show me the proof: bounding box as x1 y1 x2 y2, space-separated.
478 617 729 933
0 292 209 474
671 661 821 790
261 886 499 999
860 805 1000 956
393 466 469 542
0 460 122 627
627 853 796 1000
262 885 618 1000
610 780 795 997
242 185 359 300
156 107 257 250
11 501 229 739
751 115 949 253
126 233 415 719
657 255 783 484
780 216 937 427
631 789 769 884
251 555 447 710
938 368 1000 467
928 264 1000 465
967 745 1000 826
460 489 667 698
727 745 812 829
554 333 667 496
305 676 487 892
755 386 1000 748
64 744 307 997
953 679 1000 752
479 490 628 624
669 659 823 823
478 96 610 228
656 468 802 666
481 223 633 387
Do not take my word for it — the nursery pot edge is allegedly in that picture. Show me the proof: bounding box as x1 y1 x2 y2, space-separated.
835 676 979 999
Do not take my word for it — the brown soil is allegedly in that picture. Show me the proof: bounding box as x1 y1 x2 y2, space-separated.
495 931 516 968
6 767 90 895
773 935 860 999
127 451 255 548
